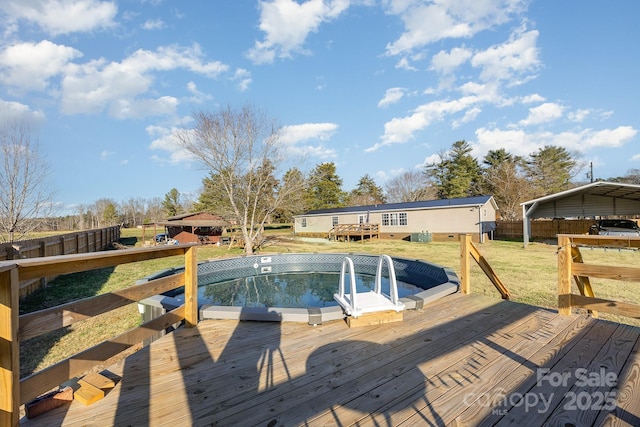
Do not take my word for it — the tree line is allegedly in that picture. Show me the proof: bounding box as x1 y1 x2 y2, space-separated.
3 106 640 249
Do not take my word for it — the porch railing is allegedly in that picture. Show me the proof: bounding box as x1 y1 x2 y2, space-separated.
557 234 640 318
0 244 198 426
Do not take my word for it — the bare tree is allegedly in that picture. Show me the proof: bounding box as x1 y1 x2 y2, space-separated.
121 197 146 228
484 161 533 220
384 171 436 203
145 197 164 224
0 121 55 242
176 105 304 254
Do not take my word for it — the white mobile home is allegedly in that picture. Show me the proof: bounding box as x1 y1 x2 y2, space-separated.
294 196 498 242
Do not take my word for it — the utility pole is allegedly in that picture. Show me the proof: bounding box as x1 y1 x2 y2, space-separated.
586 162 594 183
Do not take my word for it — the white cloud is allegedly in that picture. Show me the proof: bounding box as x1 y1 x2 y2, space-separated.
246 0 350 64
567 109 591 123
580 126 637 149
452 106 481 128
474 126 537 157
147 125 197 164
0 0 117 36
369 95 480 151
378 87 405 108
142 18 165 30
395 57 417 71
186 81 212 104
109 96 178 119
0 99 46 124
279 122 338 158
519 102 564 126
61 44 228 117
471 27 540 85
416 153 442 170
233 68 252 92
521 93 545 104
430 46 472 74
473 125 638 159
280 122 337 143
458 81 499 100
385 0 527 56
100 150 114 160
0 40 82 91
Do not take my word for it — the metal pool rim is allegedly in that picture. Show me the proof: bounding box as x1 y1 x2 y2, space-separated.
138 252 460 325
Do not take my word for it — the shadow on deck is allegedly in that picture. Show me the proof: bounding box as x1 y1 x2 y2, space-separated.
21 293 640 426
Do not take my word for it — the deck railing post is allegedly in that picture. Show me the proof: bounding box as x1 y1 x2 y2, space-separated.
184 246 198 327
460 234 471 294
0 266 20 426
558 235 572 315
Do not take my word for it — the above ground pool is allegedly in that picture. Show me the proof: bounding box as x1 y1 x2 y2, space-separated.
138 252 460 325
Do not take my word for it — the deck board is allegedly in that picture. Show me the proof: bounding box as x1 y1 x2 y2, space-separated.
20 293 640 426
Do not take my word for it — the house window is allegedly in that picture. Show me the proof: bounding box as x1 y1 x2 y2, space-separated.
399 212 407 225
382 212 407 226
358 214 366 224
332 216 339 226
301 218 307 228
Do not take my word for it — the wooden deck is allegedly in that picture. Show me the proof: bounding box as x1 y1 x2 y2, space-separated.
22 293 640 426
329 223 380 241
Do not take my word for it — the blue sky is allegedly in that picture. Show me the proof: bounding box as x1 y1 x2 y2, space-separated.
1 0 638 215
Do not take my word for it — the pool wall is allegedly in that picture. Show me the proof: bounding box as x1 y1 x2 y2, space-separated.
138 253 459 326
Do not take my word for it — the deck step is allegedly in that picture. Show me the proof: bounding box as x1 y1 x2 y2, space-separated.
346 310 404 327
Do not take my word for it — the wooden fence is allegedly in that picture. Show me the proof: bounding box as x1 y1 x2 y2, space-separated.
495 219 595 240
0 226 121 297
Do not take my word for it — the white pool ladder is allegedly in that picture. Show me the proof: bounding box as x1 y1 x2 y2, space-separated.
333 255 406 318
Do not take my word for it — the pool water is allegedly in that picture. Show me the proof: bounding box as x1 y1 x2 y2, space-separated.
173 272 422 309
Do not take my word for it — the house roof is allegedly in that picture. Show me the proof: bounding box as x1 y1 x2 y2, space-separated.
297 195 495 217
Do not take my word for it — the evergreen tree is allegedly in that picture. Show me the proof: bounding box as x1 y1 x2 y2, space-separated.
162 188 183 217
525 145 577 197
305 162 347 210
348 174 386 206
425 140 482 199
102 203 119 226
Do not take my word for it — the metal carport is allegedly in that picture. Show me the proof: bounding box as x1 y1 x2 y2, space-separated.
521 181 640 246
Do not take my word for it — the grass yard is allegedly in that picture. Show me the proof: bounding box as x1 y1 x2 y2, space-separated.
18 227 640 379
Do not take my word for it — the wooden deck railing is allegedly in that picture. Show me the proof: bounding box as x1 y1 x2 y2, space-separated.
329 224 380 241
0 244 199 427
558 234 640 318
459 234 511 299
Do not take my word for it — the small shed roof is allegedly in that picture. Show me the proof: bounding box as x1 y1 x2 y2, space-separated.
297 195 496 217
160 212 230 227
157 219 230 227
